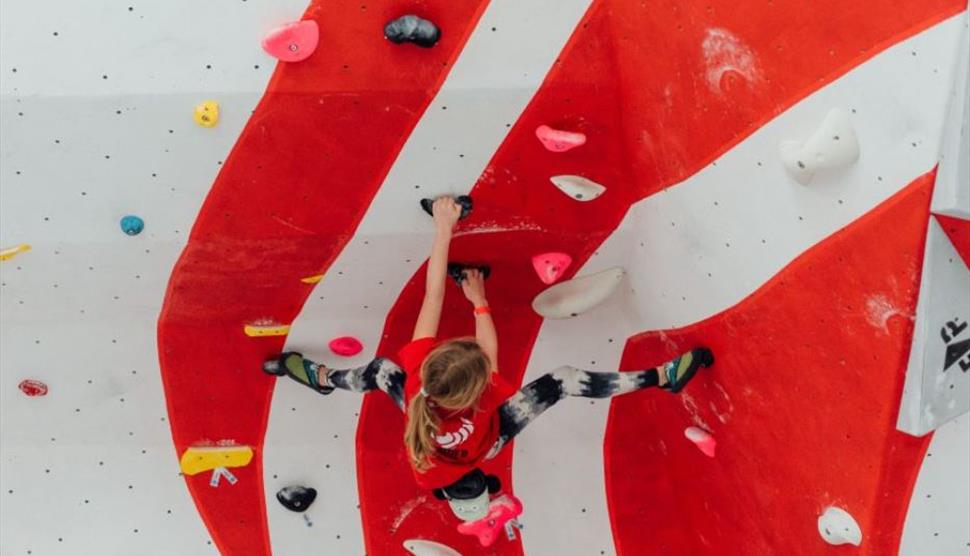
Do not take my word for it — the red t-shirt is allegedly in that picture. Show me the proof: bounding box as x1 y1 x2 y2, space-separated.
398 337 516 489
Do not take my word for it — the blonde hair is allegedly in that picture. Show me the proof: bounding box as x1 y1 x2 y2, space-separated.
404 338 491 472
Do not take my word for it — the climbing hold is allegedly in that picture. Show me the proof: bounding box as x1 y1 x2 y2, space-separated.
420 195 473 220
817 506 862 546
403 539 462 556
276 485 317 512
532 267 625 319
243 323 291 337
457 494 524 547
384 15 440 48
549 175 606 202
179 445 254 476
261 20 319 62
300 274 324 284
0 243 31 261
447 263 490 286
329 336 363 357
531 252 572 285
535 125 586 152
684 426 716 457
18 379 48 397
780 108 859 185
193 100 220 128
120 215 144 236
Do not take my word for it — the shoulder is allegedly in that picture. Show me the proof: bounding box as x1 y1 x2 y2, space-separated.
398 337 436 373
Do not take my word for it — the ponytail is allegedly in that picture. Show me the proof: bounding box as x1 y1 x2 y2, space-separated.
405 391 439 472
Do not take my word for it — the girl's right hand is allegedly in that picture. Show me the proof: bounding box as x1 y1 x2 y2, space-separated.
432 197 462 233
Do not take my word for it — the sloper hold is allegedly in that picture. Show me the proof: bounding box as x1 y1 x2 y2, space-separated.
531 252 572 284
535 125 587 152
385 15 440 48
420 195 473 219
329 336 363 357
403 539 462 556
180 445 254 476
549 175 606 202
779 108 859 184
684 426 716 457
532 267 625 319
261 20 319 62
817 506 862 546
194 100 220 128
276 485 317 512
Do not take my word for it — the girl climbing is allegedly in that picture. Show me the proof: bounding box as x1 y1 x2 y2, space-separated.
263 196 713 514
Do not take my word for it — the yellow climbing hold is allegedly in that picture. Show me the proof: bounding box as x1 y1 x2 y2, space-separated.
194 100 220 128
300 274 324 284
244 323 291 337
179 445 253 476
0 244 31 261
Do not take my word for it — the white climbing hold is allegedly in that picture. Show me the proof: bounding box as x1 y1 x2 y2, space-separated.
532 267 625 319
403 539 462 556
684 426 716 457
549 175 606 202
817 506 862 547
779 108 859 185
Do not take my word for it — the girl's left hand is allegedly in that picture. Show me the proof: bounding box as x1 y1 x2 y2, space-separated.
460 269 487 306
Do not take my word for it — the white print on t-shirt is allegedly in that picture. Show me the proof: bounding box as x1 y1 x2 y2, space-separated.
435 418 474 449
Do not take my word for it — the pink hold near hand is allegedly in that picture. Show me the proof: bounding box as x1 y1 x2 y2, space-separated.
684 426 716 457
531 252 572 285
329 336 363 357
457 494 523 547
261 20 320 62
535 125 587 153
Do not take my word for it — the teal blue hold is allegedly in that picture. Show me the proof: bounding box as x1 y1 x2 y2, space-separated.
120 215 144 236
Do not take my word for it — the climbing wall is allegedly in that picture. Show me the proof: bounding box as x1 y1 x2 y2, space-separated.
1 1 969 556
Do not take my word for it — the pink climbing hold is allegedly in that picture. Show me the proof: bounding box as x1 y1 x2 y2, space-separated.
531 252 572 285
261 20 320 62
18 379 48 397
684 426 716 457
329 336 363 357
457 494 523 547
535 125 587 153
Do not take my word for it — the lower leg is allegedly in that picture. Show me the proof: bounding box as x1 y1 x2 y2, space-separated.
326 357 406 410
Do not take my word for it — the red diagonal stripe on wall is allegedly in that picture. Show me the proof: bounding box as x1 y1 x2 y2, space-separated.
934 213 970 269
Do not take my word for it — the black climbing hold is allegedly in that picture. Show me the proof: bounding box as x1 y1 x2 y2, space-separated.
447 263 490 286
384 15 440 48
434 469 498 500
419 195 473 220
276 486 317 513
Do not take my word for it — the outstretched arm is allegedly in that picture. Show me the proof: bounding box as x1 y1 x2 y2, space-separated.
412 197 462 341
461 270 498 371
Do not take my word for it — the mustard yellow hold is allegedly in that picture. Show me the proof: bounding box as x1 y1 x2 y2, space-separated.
244 324 291 337
194 100 220 128
180 445 254 476
0 244 31 261
300 274 324 284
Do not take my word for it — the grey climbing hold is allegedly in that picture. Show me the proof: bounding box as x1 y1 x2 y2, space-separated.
779 108 859 185
817 506 862 546
385 15 440 48
549 175 606 202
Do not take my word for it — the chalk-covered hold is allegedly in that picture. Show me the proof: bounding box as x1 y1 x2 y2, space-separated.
329 336 363 357
684 426 716 457
532 267 625 319
194 100 220 128
120 215 144 236
817 506 862 546
403 539 462 556
261 20 319 62
779 108 859 185
385 15 440 48
535 125 586 152
276 485 317 512
550 175 606 202
532 252 572 285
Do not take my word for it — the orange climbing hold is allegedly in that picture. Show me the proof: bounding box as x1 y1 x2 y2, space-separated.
535 125 586 152
261 20 320 63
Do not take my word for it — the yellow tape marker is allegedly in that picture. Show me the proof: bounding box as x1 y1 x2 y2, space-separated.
180 446 254 476
0 244 31 261
300 274 324 284
244 324 291 337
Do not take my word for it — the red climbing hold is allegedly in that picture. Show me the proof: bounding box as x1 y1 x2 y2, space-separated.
531 252 572 285
329 336 363 357
261 20 320 63
18 379 48 397
535 125 586 152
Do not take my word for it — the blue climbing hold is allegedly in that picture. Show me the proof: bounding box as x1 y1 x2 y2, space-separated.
120 215 144 236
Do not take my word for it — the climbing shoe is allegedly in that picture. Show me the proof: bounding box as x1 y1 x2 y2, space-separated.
660 348 714 393
263 352 334 395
